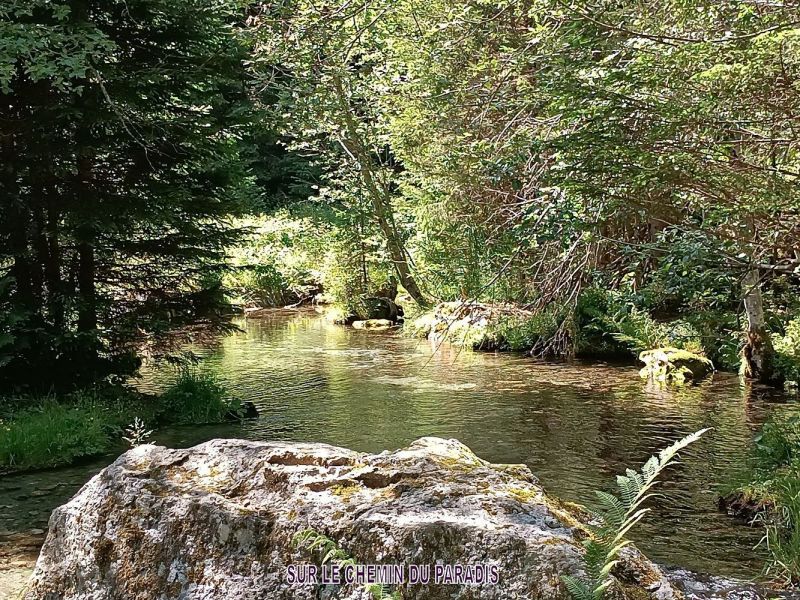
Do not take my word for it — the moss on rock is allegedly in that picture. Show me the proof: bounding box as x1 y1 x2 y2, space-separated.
638 347 714 384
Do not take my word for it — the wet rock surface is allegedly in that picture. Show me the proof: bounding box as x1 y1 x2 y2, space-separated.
0 535 39 600
351 318 398 330
408 302 531 350
664 568 797 600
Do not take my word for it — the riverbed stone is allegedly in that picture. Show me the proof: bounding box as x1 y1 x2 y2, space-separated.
351 318 397 330
25 436 685 600
638 348 714 383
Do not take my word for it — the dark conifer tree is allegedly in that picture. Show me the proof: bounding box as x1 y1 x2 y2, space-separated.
0 0 256 391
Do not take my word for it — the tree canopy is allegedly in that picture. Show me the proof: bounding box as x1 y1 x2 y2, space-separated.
1 0 799 389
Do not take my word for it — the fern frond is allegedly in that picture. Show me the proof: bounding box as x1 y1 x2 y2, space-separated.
613 508 649 543
562 575 595 600
323 547 348 564
592 577 614 599
293 527 397 599
661 428 708 463
564 429 709 600
594 491 626 528
365 583 398 600
291 528 318 547
598 559 620 579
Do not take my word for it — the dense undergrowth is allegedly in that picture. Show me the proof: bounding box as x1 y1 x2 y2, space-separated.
725 416 800 586
228 210 800 386
0 370 241 474
221 212 396 314
399 284 800 385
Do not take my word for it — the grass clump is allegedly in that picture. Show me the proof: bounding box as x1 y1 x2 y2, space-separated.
0 392 122 471
158 369 241 425
490 312 561 352
0 370 242 473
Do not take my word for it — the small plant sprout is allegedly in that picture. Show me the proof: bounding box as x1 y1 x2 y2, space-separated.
122 418 153 448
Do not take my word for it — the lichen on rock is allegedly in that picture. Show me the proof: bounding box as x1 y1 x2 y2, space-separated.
27 437 681 600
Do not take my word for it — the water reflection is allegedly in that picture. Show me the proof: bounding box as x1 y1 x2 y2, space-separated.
2 309 798 580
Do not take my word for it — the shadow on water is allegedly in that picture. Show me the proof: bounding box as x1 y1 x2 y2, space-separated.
2 308 799 580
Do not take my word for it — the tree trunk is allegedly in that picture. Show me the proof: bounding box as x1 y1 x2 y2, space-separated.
332 75 430 308
1 113 35 310
71 0 98 335
741 266 774 382
367 189 429 307
77 239 97 332
76 155 98 333
45 195 64 328
30 183 47 308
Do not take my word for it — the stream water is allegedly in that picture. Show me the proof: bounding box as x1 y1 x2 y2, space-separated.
2 308 799 585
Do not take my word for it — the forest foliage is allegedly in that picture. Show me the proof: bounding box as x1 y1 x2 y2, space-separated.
249 0 800 382
1 1 799 387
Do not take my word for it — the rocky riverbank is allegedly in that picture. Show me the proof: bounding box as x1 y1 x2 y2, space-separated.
406 301 537 351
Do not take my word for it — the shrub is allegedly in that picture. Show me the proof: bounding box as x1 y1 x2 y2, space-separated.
585 295 708 359
158 369 240 425
578 288 740 366
223 214 326 308
607 307 671 353
773 318 800 384
575 289 673 356
491 312 560 352
683 310 742 372
226 263 294 308
575 288 631 357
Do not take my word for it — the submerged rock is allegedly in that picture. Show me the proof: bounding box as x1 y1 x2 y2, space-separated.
362 297 403 322
351 318 397 330
27 437 683 600
334 297 404 326
228 400 259 420
638 348 714 383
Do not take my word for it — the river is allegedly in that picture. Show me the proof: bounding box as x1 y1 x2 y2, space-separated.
2 308 798 591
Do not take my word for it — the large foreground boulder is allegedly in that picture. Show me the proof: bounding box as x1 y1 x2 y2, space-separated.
27 438 684 599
